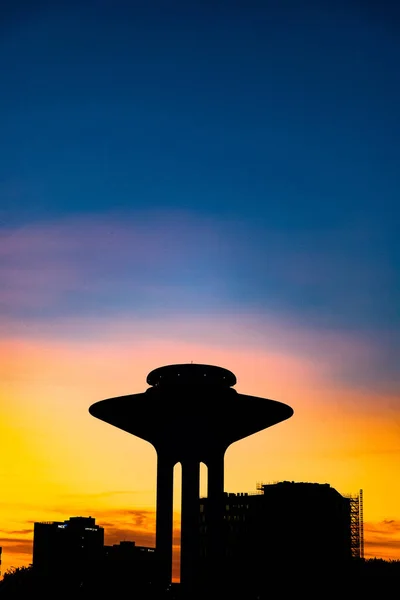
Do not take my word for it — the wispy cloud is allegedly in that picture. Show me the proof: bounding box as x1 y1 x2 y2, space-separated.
0 529 32 536
365 519 400 536
1 210 398 392
364 520 400 559
59 490 153 500
0 539 33 556
1 311 399 399
1 211 396 333
0 210 231 318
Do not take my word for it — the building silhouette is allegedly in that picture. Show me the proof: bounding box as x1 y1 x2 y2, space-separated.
89 363 294 593
33 516 104 579
101 541 156 590
32 516 157 591
199 481 364 589
104 539 156 562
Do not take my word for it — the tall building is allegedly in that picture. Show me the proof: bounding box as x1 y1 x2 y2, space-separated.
89 363 294 593
199 481 364 588
33 516 104 579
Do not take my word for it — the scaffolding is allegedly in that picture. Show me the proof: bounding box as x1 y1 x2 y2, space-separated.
349 489 364 559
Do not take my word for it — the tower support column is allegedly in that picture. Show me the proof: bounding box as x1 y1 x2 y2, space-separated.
206 450 225 588
155 451 174 589
180 458 200 592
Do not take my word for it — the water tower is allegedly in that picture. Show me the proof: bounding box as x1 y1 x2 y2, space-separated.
89 363 293 592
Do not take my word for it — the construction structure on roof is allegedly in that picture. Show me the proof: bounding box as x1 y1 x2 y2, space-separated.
348 489 364 559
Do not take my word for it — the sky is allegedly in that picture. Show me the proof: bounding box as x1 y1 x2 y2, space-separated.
1 0 400 581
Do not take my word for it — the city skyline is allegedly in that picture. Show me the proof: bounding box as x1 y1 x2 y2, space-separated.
1 0 399 582
2 476 366 583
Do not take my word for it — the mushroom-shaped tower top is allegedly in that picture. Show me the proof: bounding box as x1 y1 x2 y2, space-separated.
146 363 237 388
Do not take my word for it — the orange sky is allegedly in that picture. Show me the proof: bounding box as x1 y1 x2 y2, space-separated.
1 314 400 580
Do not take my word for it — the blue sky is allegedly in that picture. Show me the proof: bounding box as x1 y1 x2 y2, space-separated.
1 0 399 386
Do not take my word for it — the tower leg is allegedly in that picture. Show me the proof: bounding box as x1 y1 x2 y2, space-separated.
207 450 225 590
155 452 174 590
180 459 200 593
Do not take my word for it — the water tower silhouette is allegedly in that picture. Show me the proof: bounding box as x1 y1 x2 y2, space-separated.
89 363 293 591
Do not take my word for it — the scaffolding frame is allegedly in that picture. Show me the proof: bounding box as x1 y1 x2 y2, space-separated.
349 489 364 559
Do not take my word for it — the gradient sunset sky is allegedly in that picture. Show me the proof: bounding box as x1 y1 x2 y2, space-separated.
1 0 400 580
